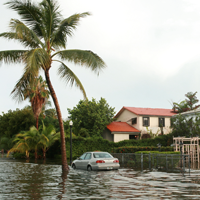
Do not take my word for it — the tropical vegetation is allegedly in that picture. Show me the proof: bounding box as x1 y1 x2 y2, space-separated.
68 98 115 138
8 123 60 159
171 113 200 137
172 91 200 113
0 108 35 139
0 0 106 172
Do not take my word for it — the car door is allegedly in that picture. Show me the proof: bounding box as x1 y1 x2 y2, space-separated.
75 153 86 169
81 153 92 170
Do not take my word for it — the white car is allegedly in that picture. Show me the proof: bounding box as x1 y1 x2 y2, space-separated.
71 151 120 171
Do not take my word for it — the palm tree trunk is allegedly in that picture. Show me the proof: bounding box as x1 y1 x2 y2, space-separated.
35 150 38 159
36 116 39 130
44 69 69 172
43 149 46 160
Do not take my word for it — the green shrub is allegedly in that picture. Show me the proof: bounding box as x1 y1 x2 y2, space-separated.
113 146 174 153
135 151 180 154
65 137 115 159
47 132 174 160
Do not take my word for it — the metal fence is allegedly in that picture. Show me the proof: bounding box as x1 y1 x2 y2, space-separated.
112 153 190 175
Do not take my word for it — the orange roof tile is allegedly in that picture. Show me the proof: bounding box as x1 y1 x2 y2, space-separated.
107 122 140 132
115 107 176 118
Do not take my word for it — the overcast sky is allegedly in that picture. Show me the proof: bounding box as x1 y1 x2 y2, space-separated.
1 0 200 118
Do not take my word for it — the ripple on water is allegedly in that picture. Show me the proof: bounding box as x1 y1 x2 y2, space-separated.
1 159 200 199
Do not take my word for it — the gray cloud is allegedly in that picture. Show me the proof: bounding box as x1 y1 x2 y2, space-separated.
1 0 200 118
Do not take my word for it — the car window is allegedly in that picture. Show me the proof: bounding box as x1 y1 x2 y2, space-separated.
93 153 113 158
84 153 91 160
79 153 86 160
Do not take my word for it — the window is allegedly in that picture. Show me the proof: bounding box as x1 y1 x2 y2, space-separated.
129 135 136 140
143 117 149 126
159 117 165 127
132 117 137 125
79 153 86 160
85 153 91 160
93 153 113 158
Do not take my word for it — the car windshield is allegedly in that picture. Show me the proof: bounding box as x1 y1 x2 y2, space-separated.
93 153 113 158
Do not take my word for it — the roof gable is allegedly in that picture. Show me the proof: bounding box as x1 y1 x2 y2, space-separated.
115 106 176 118
107 122 140 132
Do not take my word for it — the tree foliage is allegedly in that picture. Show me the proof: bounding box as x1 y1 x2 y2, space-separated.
171 114 200 137
0 108 35 138
172 91 200 113
68 98 115 138
8 123 60 159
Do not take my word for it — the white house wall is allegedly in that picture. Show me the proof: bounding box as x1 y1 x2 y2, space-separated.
114 133 129 142
139 116 171 135
117 109 172 135
117 110 137 121
117 110 140 130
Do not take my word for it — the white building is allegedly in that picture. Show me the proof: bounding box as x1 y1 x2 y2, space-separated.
102 107 176 142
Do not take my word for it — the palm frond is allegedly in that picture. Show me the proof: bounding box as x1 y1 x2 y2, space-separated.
7 18 43 48
0 50 26 64
5 0 46 38
51 12 90 49
53 49 106 75
11 68 39 102
40 0 61 40
55 60 87 99
25 48 50 71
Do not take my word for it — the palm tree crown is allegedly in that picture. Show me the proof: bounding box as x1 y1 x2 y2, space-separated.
12 75 50 129
0 0 106 172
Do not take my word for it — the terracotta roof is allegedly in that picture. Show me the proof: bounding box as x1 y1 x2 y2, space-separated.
115 107 176 118
107 122 140 132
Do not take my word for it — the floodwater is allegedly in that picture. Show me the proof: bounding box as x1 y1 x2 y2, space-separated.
0 157 200 199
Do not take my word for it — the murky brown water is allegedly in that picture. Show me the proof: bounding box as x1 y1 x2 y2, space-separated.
0 157 200 199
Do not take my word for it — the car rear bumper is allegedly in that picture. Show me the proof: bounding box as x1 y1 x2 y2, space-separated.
91 164 120 171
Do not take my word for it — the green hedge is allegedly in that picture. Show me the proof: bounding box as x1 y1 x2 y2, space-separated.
65 137 115 160
64 133 174 159
12 133 175 160
115 133 173 147
135 151 180 154
113 146 174 153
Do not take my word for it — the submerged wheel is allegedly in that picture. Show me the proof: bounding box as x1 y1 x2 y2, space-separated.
72 164 76 169
87 165 92 171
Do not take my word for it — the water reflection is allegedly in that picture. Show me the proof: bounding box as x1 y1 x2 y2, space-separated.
1 157 200 199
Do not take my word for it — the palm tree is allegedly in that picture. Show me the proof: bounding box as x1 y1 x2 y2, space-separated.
23 126 41 159
0 0 106 172
39 123 60 159
8 132 31 159
12 75 50 130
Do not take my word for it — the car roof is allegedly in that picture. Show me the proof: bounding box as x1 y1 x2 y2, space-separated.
85 151 109 153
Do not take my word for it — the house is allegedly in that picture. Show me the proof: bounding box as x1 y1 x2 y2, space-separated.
102 106 176 142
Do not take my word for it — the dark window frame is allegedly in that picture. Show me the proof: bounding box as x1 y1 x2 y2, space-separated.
132 117 137 125
143 117 150 127
129 135 137 140
159 117 165 127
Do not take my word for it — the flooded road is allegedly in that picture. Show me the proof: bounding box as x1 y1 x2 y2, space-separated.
0 157 200 199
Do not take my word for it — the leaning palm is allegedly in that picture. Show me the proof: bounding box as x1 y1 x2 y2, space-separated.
0 0 106 172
